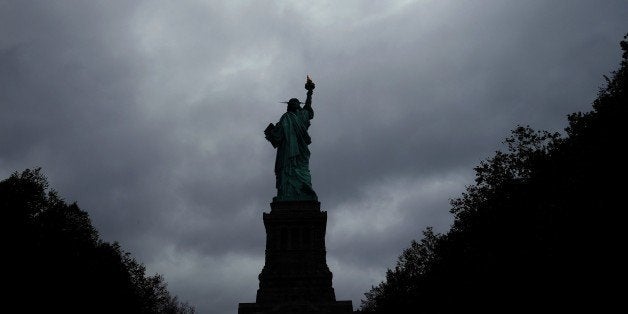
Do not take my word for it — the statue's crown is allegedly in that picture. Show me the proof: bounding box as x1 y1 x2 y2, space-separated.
279 98 304 104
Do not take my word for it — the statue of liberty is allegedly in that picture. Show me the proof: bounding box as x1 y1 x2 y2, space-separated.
264 76 318 202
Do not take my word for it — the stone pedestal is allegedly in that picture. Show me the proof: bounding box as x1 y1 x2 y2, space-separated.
238 201 353 314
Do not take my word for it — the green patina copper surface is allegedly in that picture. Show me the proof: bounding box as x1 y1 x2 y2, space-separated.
264 77 318 201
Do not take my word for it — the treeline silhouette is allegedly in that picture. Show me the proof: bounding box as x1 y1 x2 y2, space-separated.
360 34 627 313
1 168 194 313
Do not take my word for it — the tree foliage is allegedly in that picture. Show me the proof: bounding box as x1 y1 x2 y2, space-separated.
1 168 194 313
361 34 627 313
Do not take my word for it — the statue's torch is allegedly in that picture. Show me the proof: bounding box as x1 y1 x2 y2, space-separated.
305 75 315 91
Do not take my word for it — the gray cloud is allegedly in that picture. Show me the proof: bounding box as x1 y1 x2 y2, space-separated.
2 1 627 313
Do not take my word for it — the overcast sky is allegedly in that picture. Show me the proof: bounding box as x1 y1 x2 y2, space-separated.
1 1 626 313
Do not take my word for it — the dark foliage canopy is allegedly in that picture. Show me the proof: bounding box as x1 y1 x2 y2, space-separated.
360 34 627 313
1 168 194 313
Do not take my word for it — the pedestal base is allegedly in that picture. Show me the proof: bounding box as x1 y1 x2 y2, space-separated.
238 300 353 314
238 201 352 314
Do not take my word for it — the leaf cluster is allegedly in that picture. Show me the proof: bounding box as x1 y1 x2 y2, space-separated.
360 34 627 313
1 168 194 313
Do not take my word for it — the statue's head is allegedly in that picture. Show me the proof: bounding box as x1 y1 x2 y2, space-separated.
287 98 301 112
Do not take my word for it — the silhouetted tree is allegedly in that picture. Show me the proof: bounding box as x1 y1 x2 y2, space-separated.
1 168 194 313
361 33 627 313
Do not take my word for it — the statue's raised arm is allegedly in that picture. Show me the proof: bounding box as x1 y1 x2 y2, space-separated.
304 75 315 118
264 75 318 202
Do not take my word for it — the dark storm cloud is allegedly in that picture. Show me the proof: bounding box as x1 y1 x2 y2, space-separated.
2 1 627 313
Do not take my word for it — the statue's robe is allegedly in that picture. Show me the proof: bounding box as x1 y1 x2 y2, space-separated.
265 108 317 201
